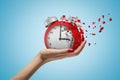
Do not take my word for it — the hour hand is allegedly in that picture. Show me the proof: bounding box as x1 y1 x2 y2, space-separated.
60 38 70 41
59 25 62 40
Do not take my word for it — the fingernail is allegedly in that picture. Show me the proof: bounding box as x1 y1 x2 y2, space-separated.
67 49 74 53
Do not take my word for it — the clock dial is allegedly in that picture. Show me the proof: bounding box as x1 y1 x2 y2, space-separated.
46 25 74 49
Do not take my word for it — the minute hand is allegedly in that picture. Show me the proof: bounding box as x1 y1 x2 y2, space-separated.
59 25 62 40
60 38 70 41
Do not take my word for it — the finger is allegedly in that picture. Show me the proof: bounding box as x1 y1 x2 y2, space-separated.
54 49 76 58
52 48 72 54
43 49 68 54
74 40 86 55
49 48 74 58
49 53 75 61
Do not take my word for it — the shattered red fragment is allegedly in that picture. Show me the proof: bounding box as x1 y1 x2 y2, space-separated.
93 26 96 29
98 18 100 22
88 43 91 46
79 27 84 34
88 25 90 28
102 15 104 18
77 19 81 22
85 30 88 32
91 33 96 36
66 20 68 21
99 27 104 33
82 22 85 25
102 21 106 24
81 34 84 41
92 22 96 25
62 15 66 18
109 18 112 21
65 14 112 47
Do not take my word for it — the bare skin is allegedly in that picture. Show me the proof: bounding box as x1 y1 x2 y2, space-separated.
11 40 86 80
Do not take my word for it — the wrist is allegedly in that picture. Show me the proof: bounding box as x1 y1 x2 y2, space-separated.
37 52 46 65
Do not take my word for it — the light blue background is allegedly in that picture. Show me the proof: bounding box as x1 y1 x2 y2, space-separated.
0 0 120 80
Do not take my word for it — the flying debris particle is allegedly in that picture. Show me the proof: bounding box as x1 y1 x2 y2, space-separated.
92 22 96 25
82 22 85 25
85 30 88 32
109 18 112 21
95 43 96 45
62 15 66 18
61 15 67 21
102 21 106 24
88 25 90 28
93 26 96 29
88 43 91 46
98 18 100 22
99 26 104 33
66 14 112 47
91 33 96 36
102 15 104 18
76 19 81 22
66 20 68 21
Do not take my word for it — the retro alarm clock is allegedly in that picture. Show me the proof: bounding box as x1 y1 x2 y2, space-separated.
44 15 84 50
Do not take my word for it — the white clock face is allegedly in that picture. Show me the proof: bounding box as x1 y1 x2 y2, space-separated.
46 25 74 49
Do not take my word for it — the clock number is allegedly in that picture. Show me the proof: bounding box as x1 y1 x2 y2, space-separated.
49 43 51 45
50 31 53 33
47 37 50 39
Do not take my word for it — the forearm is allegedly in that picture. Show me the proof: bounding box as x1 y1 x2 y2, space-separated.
11 53 44 80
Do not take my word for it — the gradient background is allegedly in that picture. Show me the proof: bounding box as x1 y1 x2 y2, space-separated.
0 0 120 80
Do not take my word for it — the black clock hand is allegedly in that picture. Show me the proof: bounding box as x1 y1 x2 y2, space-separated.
60 38 70 41
59 25 62 40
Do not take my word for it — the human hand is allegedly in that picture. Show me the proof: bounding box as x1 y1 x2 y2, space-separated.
40 40 86 63
11 40 86 80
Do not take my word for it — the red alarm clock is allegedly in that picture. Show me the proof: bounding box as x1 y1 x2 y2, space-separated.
44 16 84 50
